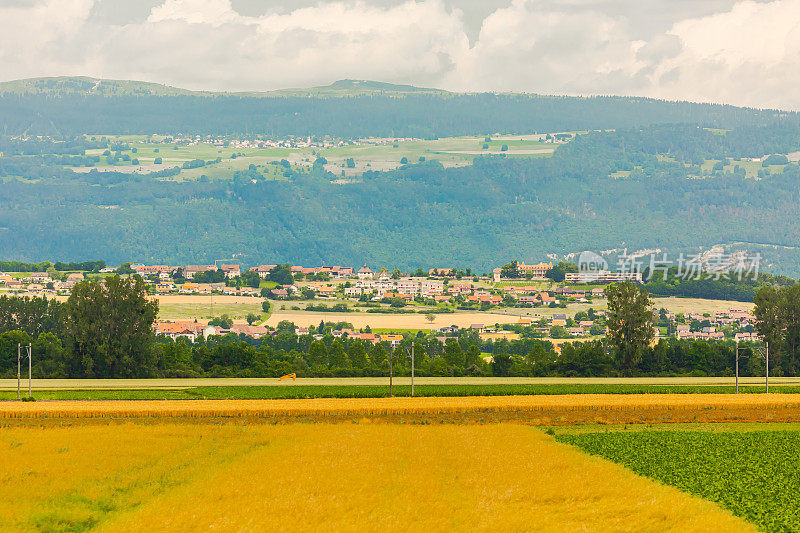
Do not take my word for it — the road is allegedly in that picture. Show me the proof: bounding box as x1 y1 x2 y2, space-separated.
0 376 790 390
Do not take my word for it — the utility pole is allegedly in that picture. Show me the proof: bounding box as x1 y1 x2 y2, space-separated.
735 342 739 394
16 344 21 401
411 343 415 397
27 343 32 399
389 345 394 397
766 341 769 393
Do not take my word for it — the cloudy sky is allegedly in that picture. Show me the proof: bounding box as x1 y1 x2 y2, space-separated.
1 0 798 109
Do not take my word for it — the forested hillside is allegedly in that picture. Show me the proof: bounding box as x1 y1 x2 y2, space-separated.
2 121 800 272
0 81 789 138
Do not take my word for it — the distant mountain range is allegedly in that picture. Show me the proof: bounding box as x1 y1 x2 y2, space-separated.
0 76 787 139
0 76 447 98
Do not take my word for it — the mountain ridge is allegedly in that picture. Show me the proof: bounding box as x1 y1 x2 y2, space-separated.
0 76 448 98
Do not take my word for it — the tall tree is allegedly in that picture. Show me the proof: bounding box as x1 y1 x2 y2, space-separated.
64 276 158 378
606 281 654 376
754 285 800 375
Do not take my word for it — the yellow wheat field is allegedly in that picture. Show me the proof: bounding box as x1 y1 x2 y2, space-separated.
2 394 800 425
0 423 752 532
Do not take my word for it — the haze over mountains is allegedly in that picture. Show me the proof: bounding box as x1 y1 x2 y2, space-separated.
1 76 800 274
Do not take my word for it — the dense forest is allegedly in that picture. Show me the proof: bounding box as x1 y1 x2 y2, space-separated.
0 90 790 139
2 121 800 272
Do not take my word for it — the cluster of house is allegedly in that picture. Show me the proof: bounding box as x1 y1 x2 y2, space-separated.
154 321 270 341
166 134 354 151
154 320 407 346
500 285 605 304
0 271 85 293
670 308 760 341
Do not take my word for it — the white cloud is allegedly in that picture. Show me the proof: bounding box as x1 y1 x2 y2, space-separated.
0 0 95 78
148 0 243 26
1 0 800 109
112 0 468 90
445 0 648 94
648 0 800 108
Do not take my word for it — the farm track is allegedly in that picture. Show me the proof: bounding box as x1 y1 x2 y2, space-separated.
4 394 800 426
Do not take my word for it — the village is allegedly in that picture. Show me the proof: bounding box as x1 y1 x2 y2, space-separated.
0 260 760 349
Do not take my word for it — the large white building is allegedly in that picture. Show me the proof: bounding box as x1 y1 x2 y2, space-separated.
565 270 642 283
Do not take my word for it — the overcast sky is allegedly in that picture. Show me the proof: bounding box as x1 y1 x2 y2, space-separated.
1 0 798 109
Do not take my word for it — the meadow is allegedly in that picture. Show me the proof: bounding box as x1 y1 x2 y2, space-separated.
0 383 789 401
0 423 750 532
559 428 800 532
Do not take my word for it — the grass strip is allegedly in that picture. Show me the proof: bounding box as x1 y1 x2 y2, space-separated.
0 383 799 401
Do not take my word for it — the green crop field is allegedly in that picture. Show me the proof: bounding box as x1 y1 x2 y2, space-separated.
558 429 800 532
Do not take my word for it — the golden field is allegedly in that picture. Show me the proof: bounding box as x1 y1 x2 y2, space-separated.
2 394 800 425
0 423 751 532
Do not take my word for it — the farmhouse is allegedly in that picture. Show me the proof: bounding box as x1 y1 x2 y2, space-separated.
249 265 278 278
154 321 206 341
219 264 241 278
184 265 216 279
357 266 374 279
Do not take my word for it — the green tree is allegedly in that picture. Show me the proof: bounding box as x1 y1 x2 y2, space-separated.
348 341 368 369
606 281 654 376
64 276 158 378
754 285 800 374
246 313 258 325
443 338 463 368
308 340 328 367
545 262 578 282
329 340 349 368
209 315 233 328
500 260 519 279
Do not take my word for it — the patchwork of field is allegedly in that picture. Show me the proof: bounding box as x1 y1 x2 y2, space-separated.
0 423 750 532
78 134 556 181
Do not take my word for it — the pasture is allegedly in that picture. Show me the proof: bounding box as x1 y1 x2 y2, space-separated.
0 423 751 532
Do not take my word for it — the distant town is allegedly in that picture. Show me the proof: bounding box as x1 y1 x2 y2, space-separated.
0 259 758 349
